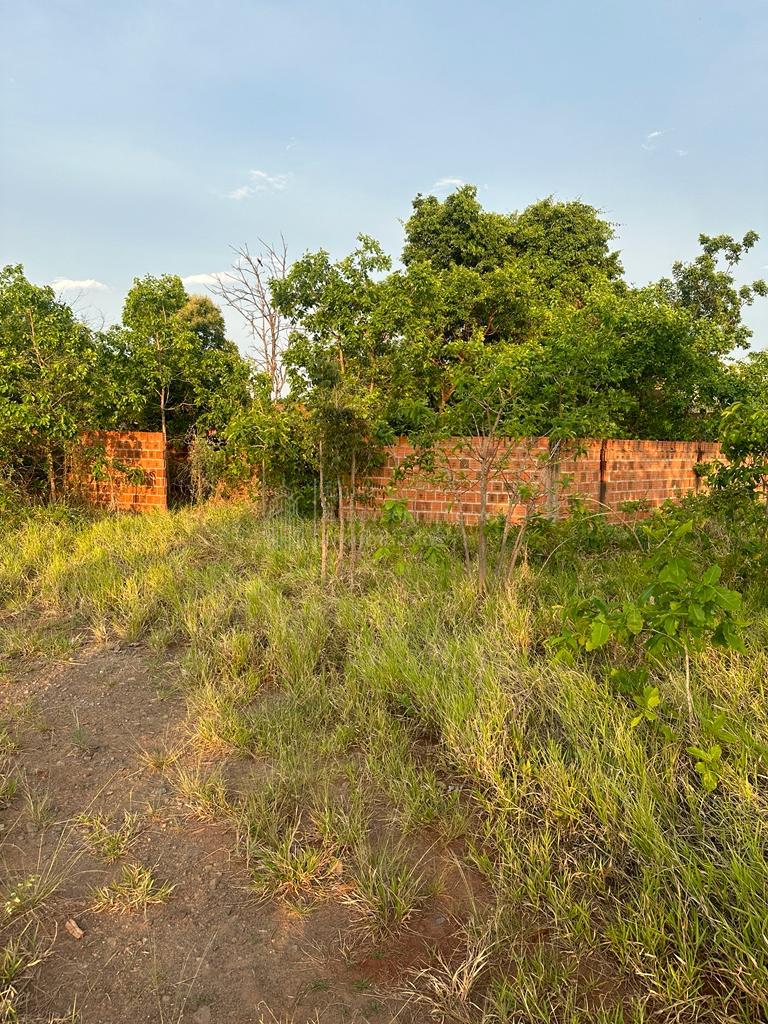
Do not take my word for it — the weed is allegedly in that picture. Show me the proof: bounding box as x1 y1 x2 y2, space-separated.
173 764 231 820
3 503 768 1018
0 929 47 1023
138 743 182 774
249 824 339 906
345 844 432 934
0 769 18 810
76 810 143 862
69 712 93 752
3 874 58 921
91 863 174 913
22 787 55 832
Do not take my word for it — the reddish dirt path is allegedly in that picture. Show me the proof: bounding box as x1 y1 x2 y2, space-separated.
1 647 435 1023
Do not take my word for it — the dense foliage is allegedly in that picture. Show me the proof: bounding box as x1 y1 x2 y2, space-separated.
0 185 765 501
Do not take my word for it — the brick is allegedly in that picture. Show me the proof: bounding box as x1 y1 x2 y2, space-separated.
70 430 168 512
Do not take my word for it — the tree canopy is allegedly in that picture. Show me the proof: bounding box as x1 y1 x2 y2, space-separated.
0 183 764 502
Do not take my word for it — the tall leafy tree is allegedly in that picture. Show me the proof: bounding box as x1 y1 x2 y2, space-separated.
120 276 250 439
0 264 98 497
658 232 767 354
402 185 623 296
402 186 515 271
510 196 624 293
274 237 397 574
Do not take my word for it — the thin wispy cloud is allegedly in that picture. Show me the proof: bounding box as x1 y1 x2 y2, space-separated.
642 130 665 151
182 271 229 287
51 277 109 292
249 169 289 190
226 168 290 200
675 148 689 158
227 185 254 201
432 176 466 191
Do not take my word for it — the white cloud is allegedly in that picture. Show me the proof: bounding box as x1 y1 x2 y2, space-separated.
675 148 689 157
432 176 466 190
182 271 229 287
642 129 665 151
248 168 289 191
51 277 109 292
227 185 255 200
226 168 289 200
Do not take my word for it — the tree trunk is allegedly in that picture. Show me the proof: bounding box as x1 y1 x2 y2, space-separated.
337 477 345 572
508 515 528 578
499 488 521 575
319 442 329 581
349 449 357 576
684 648 694 727
457 500 471 571
45 446 57 502
477 458 489 594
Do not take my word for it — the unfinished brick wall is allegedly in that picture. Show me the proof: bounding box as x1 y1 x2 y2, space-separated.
350 437 722 525
70 431 168 511
599 440 721 513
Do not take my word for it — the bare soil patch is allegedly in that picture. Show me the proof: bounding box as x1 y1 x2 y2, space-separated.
1 647 436 1023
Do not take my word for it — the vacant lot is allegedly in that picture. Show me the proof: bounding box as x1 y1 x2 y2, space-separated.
1 503 767 1023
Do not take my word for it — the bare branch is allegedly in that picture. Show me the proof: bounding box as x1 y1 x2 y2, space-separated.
210 238 291 398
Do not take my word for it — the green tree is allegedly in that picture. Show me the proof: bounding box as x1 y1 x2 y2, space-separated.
0 264 97 498
402 185 623 295
659 232 767 353
122 274 188 438
274 237 396 576
402 185 515 271
511 196 624 293
121 276 249 439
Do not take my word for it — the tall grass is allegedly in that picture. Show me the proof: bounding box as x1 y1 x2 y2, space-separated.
1 501 767 1022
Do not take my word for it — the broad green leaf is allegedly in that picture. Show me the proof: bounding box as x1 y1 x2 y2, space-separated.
701 565 722 585
586 619 612 650
715 587 742 612
625 605 644 635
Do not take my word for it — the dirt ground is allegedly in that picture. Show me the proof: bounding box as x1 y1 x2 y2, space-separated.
1 646 451 1023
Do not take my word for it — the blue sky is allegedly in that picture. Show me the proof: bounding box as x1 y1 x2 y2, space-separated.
2 0 767 348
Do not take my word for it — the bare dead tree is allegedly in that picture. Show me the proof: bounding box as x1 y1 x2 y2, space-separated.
211 238 291 398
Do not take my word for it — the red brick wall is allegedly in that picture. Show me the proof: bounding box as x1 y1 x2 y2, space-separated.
70 431 168 511
350 437 722 524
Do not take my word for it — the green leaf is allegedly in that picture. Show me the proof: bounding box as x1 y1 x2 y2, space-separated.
714 587 742 612
687 602 706 625
624 605 644 635
686 745 709 760
673 520 694 539
586 619 612 650
644 686 661 710
659 559 689 586
701 565 722 585
663 616 679 636
714 620 746 653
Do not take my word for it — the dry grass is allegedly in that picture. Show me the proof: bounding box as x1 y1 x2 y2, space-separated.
2 500 768 1021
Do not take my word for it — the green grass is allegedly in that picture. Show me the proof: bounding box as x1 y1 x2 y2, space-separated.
1 500 768 1021
91 863 175 914
76 811 144 862
344 842 432 934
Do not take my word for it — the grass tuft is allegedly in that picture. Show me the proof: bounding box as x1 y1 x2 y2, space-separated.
76 810 143 862
345 843 432 934
91 863 174 914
